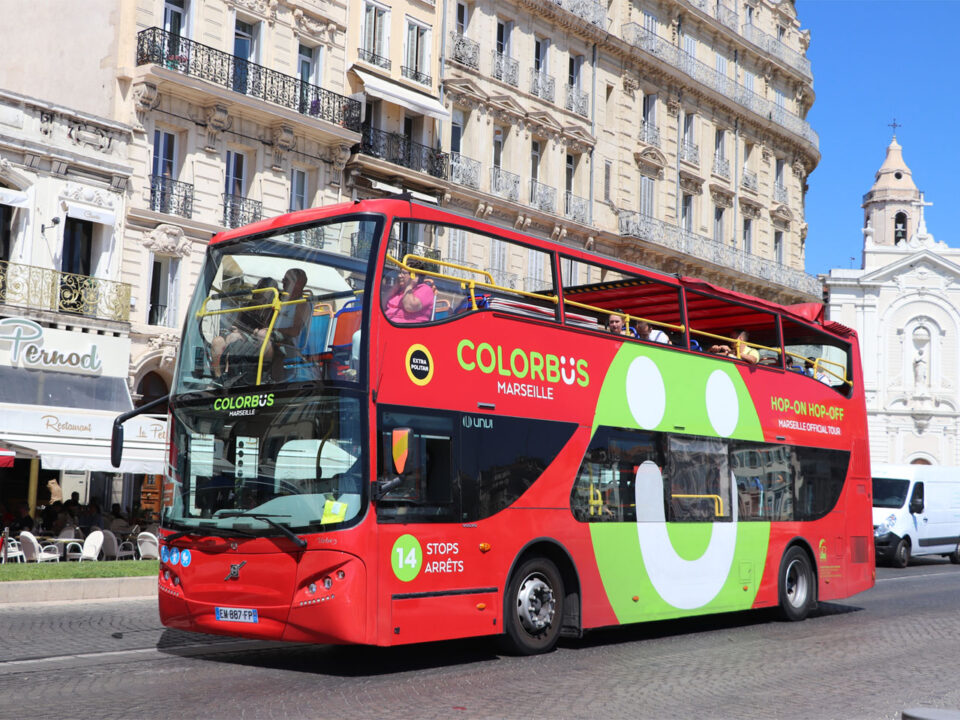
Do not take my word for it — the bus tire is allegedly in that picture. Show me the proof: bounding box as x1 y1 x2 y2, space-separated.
948 543 960 565
502 557 564 656
893 538 911 568
779 546 815 622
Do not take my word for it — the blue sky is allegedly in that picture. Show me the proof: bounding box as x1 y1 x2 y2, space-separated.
799 0 960 276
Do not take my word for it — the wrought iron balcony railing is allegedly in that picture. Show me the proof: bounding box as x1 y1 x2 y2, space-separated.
774 183 789 205
149 174 194 219
640 120 660 147
742 23 812 80
358 47 391 71
492 52 519 87
449 152 481 189
402 65 431 86
530 179 557 213
742 169 758 191
289 227 329 249
450 32 480 69
551 0 606 28
712 154 730 178
565 85 589 117
360 126 449 179
136 28 362 131
0 259 132 322
565 191 589 224
530 69 556 102
618 210 821 297
222 194 262 229
680 140 700 165
490 166 521 203
489 269 519 289
682 0 738 32
620 22 817 150
148 303 168 327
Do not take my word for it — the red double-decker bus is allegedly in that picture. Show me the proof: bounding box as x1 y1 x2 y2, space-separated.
118 197 874 654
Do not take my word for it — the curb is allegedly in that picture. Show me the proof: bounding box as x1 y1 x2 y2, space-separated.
0 576 157 604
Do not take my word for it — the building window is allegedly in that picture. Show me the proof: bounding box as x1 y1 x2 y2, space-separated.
496 19 512 56
451 109 464 154
895 211 908 244
715 51 727 77
61 218 93 277
743 69 755 93
774 230 783 264
447 227 466 263
683 112 695 145
643 11 657 34
233 18 258 93
565 154 576 194
603 160 612 202
149 255 179 328
714 206 724 244
568 54 583 89
640 175 655 217
362 2 390 65
683 33 696 59
1 202 13 261
530 139 541 183
456 2 468 34
226 150 246 197
534 37 548 72
681 194 694 232
290 168 308 211
164 0 187 36
493 127 504 168
404 20 430 82
775 88 786 110
743 218 753 253
151 129 177 213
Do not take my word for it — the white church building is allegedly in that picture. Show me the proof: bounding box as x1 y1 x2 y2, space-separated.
824 135 960 466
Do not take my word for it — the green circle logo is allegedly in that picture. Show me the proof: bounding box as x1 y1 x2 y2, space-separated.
391 534 423 582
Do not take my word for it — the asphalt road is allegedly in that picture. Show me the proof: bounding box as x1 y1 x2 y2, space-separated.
2 559 959 720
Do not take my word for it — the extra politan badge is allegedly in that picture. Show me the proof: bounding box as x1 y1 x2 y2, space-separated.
405 344 434 386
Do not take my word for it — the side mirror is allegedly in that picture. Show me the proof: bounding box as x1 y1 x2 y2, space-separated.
910 497 924 514
110 421 124 468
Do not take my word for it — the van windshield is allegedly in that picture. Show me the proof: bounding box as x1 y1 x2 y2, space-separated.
873 477 910 509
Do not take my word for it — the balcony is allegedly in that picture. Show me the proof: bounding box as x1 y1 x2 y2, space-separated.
639 120 660 147
742 169 758 191
712 154 730 178
683 0 738 32
402 65 432 87
680 140 699 165
0 259 132 322
565 191 589 224
489 269 519 289
450 32 480 69
289 227 329 248
742 23 812 80
148 303 168 327
136 28 362 132
222 194 262 229
360 126 448 179
565 85 589 117
551 0 606 28
149 175 194 219
449 152 481 189
530 179 557 214
618 210 821 297
358 47 391 71
491 166 521 203
530 69 556 103
492 52 519 87
620 23 817 150
774 183 789 205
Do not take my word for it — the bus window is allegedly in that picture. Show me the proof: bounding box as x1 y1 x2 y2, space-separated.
376 408 457 523
459 414 577 522
686 290 779 364
571 427 662 522
560 256 683 342
381 221 558 324
781 318 852 394
664 436 732 522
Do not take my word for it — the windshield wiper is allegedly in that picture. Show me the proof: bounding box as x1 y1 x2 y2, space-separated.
216 512 308 549
164 525 260 543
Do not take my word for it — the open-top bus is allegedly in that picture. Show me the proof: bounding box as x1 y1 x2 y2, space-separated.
117 197 874 654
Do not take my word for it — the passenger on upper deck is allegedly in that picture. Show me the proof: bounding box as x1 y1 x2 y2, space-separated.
607 310 628 335
709 330 759 365
212 277 280 383
383 259 435 324
636 321 669 344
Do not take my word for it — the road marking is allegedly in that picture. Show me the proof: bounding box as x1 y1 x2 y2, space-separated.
876 571 957 583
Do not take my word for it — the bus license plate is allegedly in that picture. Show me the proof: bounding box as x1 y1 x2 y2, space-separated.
215 607 258 623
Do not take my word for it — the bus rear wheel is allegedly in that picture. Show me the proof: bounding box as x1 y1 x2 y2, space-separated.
502 557 564 655
779 546 815 622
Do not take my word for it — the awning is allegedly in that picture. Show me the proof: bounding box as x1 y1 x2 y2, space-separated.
353 68 450 120
0 187 29 209
0 447 14 468
2 438 164 475
64 200 116 227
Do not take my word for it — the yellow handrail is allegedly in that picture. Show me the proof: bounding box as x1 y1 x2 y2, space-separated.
689 328 781 360
561 298 686 335
784 350 851 386
671 493 725 517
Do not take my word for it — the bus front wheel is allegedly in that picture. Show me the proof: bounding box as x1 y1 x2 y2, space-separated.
502 557 564 655
779 546 815 622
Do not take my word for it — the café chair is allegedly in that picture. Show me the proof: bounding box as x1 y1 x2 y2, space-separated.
65 530 103 562
3 537 25 563
19 531 60 563
101 530 136 561
137 532 159 560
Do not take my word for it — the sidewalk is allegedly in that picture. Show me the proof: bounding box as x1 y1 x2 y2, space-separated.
0 576 156 605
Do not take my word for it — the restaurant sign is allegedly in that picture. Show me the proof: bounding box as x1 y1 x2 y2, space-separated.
0 317 130 377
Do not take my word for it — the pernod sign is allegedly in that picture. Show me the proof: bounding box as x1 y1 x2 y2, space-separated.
0 318 103 374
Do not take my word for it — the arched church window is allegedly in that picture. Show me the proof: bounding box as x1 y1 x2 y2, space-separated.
894 212 907 244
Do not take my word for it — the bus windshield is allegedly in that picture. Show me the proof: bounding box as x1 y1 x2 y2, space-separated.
174 215 381 393
166 391 364 534
872 477 910 509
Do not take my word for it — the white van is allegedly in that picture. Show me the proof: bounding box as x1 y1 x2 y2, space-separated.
872 464 960 567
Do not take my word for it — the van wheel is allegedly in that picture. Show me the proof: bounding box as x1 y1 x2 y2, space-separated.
779 546 815 622
893 538 911 568
949 543 960 565
501 557 564 655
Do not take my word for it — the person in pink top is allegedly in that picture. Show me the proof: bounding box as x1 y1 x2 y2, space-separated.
383 260 435 323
